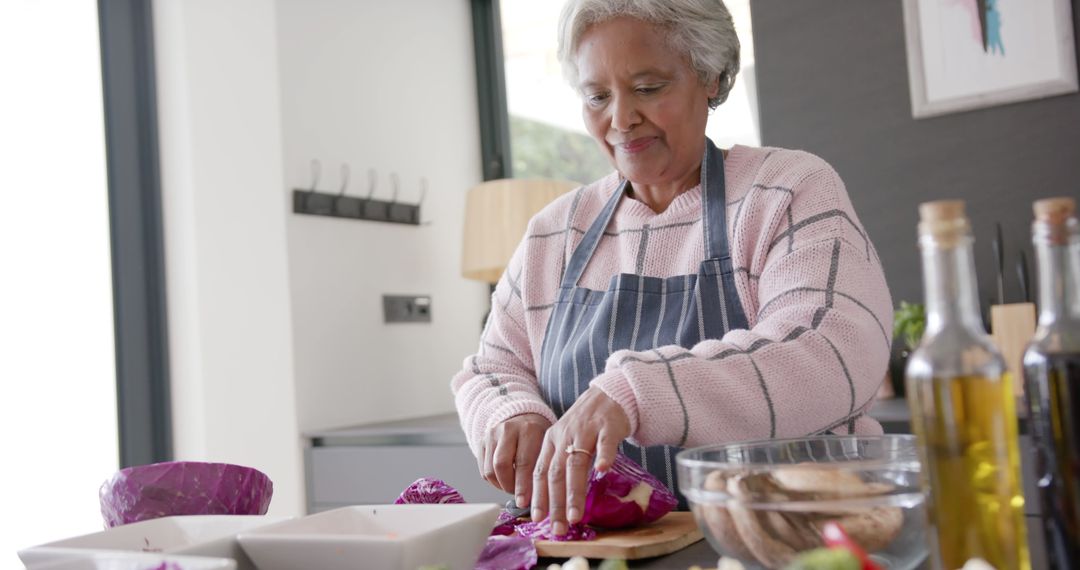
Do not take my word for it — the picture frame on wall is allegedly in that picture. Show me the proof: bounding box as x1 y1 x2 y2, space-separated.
902 0 1078 119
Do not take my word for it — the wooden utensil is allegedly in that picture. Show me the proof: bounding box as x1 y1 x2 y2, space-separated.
533 512 703 560
990 302 1036 396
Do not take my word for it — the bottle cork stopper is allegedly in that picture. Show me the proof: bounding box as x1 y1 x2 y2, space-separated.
919 200 965 223
917 200 968 245
1033 197 1075 225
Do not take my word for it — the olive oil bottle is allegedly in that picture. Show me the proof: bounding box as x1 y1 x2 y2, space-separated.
1022 197 1080 569
906 200 1030 570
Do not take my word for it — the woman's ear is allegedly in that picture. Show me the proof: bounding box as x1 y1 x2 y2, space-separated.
706 74 722 100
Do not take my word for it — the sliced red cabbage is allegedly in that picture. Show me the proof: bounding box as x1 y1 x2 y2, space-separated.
99 462 273 528
582 453 678 529
474 536 538 570
514 518 597 542
394 478 466 505
491 509 520 536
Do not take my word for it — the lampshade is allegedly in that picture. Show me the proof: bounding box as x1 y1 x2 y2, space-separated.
461 178 579 283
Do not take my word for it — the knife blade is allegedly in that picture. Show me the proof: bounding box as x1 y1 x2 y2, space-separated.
993 222 1005 305
1017 250 1031 304
504 498 531 519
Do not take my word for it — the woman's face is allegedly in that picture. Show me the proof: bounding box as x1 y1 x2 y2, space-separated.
575 17 717 188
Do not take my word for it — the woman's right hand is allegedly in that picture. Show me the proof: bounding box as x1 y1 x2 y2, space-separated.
480 413 551 509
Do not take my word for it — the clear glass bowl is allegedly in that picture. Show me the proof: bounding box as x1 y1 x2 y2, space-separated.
677 435 927 570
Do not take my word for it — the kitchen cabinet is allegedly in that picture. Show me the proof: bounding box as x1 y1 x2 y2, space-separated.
304 414 509 513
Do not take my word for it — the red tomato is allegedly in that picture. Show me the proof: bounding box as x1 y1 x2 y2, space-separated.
821 521 883 570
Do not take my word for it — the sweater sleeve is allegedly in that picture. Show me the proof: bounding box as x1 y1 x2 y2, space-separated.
450 234 558 458
590 162 893 448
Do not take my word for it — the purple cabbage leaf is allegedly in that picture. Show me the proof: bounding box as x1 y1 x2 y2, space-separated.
99 461 273 528
394 478 466 505
514 518 597 542
474 536 538 570
581 453 678 529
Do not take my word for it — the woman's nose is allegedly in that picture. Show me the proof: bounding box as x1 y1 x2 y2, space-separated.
609 94 642 133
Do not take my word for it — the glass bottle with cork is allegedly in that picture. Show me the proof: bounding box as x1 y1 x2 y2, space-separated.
905 200 1030 570
1022 197 1080 569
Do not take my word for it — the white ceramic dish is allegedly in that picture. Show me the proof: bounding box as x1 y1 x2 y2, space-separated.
236 503 500 570
28 552 236 570
19 515 289 570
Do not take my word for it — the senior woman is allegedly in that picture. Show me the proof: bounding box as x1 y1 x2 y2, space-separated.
451 0 892 537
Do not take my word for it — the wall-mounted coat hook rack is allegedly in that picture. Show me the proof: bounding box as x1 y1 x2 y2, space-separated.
292 164 424 226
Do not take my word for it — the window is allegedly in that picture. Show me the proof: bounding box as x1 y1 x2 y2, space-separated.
498 0 760 184
0 1 118 563
0 1 170 563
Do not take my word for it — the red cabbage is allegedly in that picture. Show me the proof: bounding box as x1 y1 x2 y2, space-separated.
99 462 273 528
474 536 538 570
491 509 520 536
513 454 676 538
514 519 597 541
582 453 678 529
395 478 524 538
394 478 465 505
394 453 675 546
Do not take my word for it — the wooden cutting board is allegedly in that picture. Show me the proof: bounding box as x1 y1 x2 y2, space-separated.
534 512 703 560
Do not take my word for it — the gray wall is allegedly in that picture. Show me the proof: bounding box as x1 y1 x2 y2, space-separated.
750 0 1080 317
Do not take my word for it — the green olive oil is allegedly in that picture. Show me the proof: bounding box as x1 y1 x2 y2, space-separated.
906 201 1030 570
908 373 1028 569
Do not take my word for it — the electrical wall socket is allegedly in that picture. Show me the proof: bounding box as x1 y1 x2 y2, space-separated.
383 295 432 323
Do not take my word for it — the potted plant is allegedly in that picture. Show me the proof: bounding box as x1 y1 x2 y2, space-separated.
889 301 926 397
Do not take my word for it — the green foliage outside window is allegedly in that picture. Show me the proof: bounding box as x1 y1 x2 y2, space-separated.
509 115 612 184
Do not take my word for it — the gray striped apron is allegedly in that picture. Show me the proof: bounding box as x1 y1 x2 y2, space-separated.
537 138 749 502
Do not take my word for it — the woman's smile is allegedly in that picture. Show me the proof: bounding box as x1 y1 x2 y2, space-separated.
614 136 659 154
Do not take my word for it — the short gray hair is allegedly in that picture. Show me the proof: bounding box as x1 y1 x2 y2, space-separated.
557 0 741 109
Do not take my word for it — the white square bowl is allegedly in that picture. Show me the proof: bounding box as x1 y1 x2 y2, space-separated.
19 515 289 570
236 503 500 570
28 551 236 570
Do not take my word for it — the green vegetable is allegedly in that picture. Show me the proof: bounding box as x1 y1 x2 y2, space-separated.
598 560 629 570
784 547 862 570
893 301 926 351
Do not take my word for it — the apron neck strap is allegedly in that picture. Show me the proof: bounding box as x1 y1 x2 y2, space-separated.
561 178 625 289
560 138 730 289
700 138 730 261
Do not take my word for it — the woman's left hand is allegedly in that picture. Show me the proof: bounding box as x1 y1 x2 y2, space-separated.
530 387 631 536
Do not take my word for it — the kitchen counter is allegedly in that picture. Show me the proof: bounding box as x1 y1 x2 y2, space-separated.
304 399 1047 568
541 519 1048 568
302 400 919 514
305 397 917 447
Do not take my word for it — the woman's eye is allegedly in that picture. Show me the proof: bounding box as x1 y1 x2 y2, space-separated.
586 93 609 105
636 85 661 94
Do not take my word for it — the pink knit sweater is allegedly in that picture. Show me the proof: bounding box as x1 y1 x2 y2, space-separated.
451 145 893 457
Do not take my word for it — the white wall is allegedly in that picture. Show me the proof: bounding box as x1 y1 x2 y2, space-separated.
276 0 487 432
154 0 305 516
154 0 487 515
